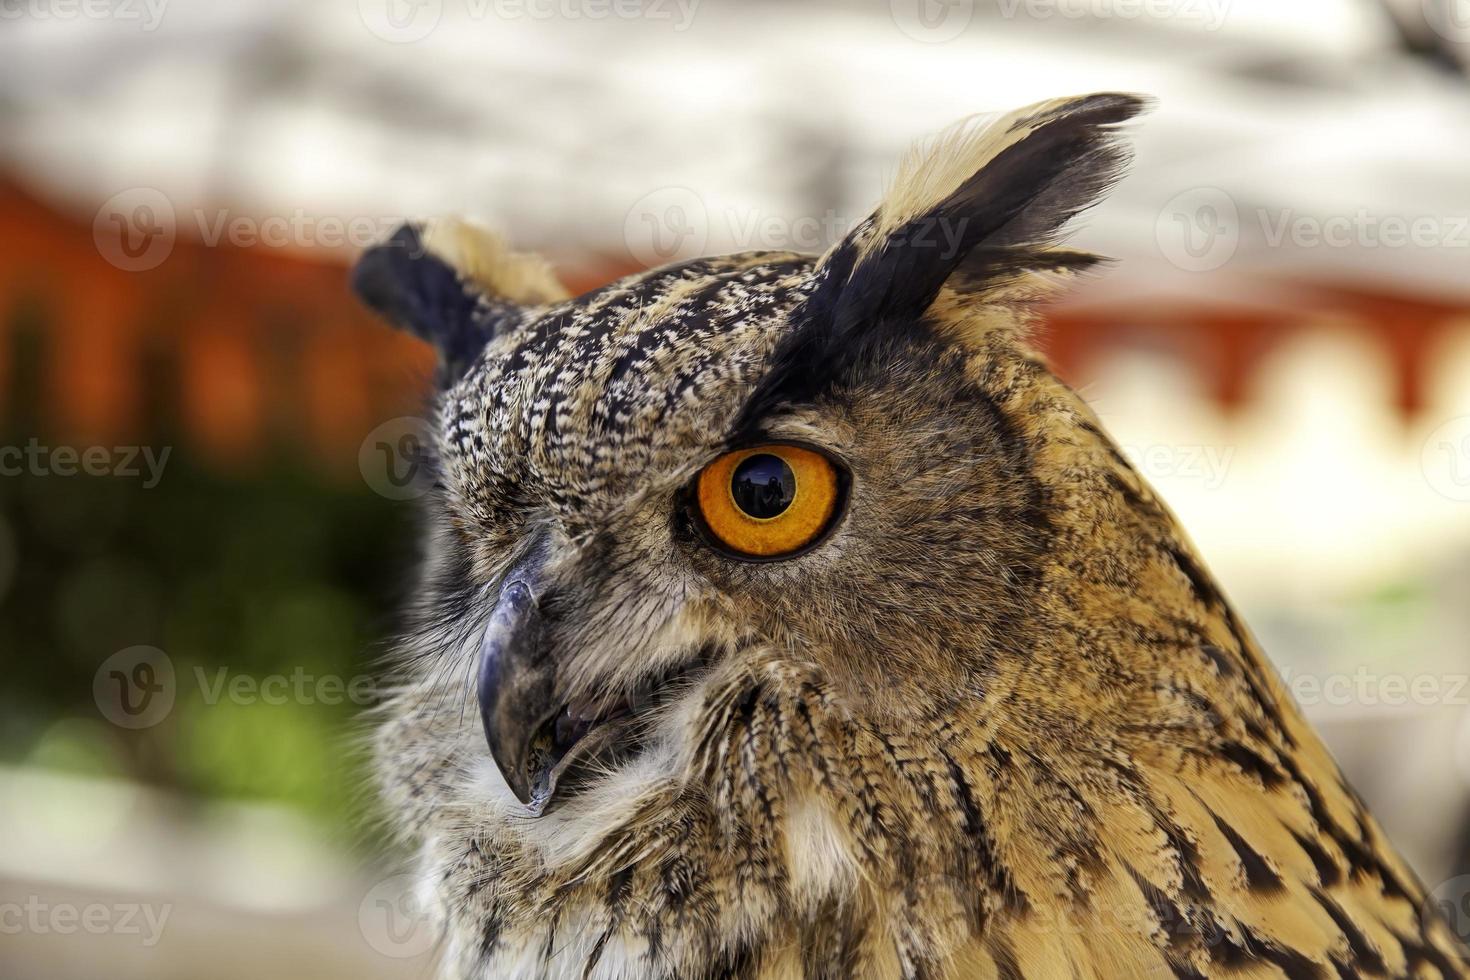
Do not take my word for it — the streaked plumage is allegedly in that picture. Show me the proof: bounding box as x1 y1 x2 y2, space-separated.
357 93 1469 979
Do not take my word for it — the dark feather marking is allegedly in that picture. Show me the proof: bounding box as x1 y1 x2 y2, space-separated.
608 865 635 910
1220 603 1296 749
1203 804 1284 894
1199 644 1237 678
842 723 897 847
941 748 1022 909
579 867 635 980
873 731 922 881
600 276 733 401
1397 930 1467 977
1275 751 1418 903
1211 934 1270 975
543 908 560 964
1291 829 1344 888
945 246 1104 295
1133 793 1212 905
1166 543 1225 610
989 931 1025 980
1248 932 1328 980
761 690 793 780
576 934 611 975
700 942 758 980
791 694 837 794
737 689 778 828
1216 741 1288 790
802 897 865 980
1127 866 1195 953
1311 888 1387 975
478 912 503 961
500 306 570 378
1076 417 1134 472
1156 539 1293 751
1104 469 1146 508
1015 748 1107 901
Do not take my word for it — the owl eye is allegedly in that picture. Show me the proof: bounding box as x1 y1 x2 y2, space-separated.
692 443 844 560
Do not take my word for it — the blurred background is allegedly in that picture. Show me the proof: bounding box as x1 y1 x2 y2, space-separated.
3 0 1470 976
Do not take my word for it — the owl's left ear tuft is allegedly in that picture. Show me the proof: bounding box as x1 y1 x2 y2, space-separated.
352 218 569 379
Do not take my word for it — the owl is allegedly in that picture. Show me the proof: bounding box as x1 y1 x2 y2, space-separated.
354 93 1470 979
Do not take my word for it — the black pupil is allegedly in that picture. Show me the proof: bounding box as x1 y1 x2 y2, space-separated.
730 454 796 519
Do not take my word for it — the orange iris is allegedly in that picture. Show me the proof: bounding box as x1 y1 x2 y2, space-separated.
694 444 841 558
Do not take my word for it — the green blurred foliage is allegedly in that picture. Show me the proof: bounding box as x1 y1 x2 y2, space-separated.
0 311 420 839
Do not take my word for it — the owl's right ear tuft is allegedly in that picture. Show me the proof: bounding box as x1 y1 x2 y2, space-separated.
822 92 1148 325
352 219 568 379
735 93 1148 429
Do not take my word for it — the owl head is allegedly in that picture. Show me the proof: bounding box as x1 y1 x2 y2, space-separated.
358 93 1200 974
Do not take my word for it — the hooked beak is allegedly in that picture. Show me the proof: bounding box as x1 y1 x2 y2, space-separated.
476 553 705 814
477 567 558 808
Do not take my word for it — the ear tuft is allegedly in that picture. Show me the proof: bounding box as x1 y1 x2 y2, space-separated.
868 93 1147 259
835 91 1150 318
352 219 567 380
420 217 570 307
736 93 1149 429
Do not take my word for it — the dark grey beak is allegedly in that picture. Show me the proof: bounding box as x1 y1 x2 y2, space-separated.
477 569 558 806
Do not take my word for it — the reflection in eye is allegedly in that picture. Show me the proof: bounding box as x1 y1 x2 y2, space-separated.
730 453 795 520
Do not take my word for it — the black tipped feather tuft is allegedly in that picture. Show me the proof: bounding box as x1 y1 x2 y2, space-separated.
352 223 506 380
736 93 1148 430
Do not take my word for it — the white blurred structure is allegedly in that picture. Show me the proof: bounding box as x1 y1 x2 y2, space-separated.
2 0 1469 287
0 766 437 980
